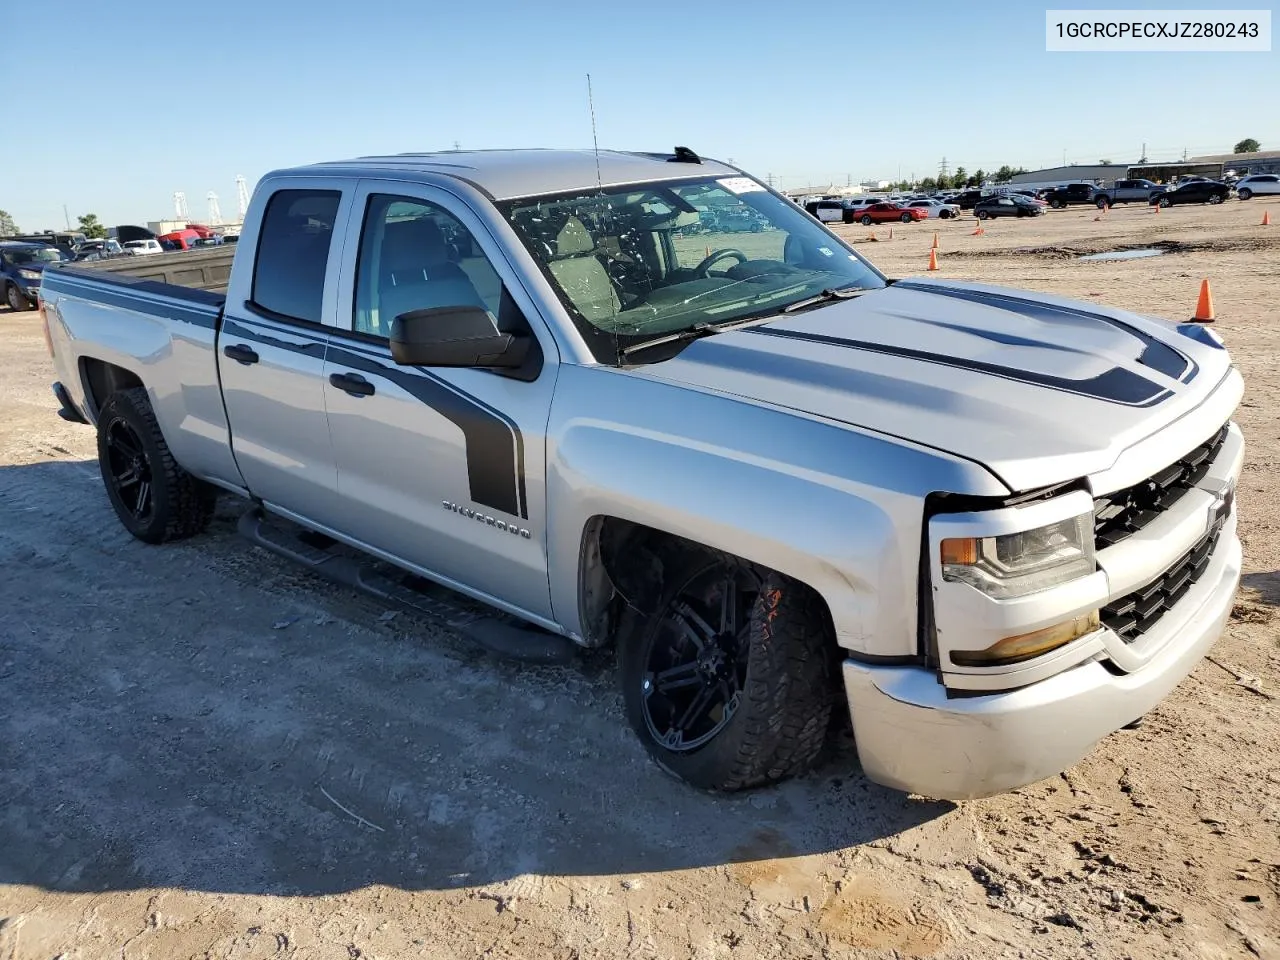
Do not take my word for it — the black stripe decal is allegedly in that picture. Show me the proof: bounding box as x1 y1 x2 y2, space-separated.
893 282 1195 383
222 317 327 358
325 344 527 519
40 271 220 329
747 327 1171 406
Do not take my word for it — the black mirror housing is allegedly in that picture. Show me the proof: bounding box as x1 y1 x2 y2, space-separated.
390 305 530 369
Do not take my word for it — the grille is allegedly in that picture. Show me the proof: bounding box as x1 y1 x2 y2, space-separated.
1100 526 1221 643
1093 425 1228 550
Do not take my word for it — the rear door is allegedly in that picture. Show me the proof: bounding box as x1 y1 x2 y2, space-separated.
219 180 355 529
320 182 560 621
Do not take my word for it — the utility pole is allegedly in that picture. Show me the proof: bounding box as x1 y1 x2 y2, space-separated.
63 204 71 230
452 140 461 151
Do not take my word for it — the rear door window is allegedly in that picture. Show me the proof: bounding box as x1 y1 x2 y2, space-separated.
251 189 342 324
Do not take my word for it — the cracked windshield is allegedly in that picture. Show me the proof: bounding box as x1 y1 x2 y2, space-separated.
504 177 884 348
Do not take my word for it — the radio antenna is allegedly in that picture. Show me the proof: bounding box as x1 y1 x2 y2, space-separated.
587 73 603 191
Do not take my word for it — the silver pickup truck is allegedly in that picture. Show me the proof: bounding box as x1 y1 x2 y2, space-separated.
39 148 1244 800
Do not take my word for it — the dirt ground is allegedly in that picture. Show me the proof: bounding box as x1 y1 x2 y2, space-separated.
2 198 1278 960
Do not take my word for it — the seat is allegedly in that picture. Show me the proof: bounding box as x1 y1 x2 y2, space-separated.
546 216 621 323
374 218 485 335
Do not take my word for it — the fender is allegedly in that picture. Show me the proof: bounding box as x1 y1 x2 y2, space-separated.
544 365 1009 657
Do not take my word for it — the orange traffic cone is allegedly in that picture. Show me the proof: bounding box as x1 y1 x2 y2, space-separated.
1192 279 1215 323
928 248 939 271
1263 210 1272 226
868 231 879 242
1154 202 1161 215
931 231 939 249
888 227 894 240
971 225 985 236
705 245 711 257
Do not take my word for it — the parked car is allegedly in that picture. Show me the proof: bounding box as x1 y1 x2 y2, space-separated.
1150 180 1231 207
1 240 62 310
122 239 164 256
950 189 984 209
803 199 846 224
905 199 961 219
1043 183 1100 209
973 195 1046 219
1232 174 1280 199
40 147 1244 802
855 202 928 225
73 239 125 261
1092 179 1168 207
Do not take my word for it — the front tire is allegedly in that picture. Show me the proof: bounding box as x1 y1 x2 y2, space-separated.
1209 193 1224 205
1237 188 1253 200
96 387 217 543
900 213 912 223
5 283 31 312
976 209 989 220
1050 199 1064 209
618 544 832 792
860 214 873 226
1159 196 1173 208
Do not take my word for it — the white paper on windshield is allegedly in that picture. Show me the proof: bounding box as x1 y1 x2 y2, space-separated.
717 177 765 194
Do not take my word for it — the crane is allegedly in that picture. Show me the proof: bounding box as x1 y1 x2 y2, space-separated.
207 192 223 226
235 176 250 221
173 191 190 221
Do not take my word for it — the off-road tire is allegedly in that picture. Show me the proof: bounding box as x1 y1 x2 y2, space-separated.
97 387 217 543
618 542 833 792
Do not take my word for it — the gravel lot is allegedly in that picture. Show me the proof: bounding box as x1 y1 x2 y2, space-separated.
1 198 1277 959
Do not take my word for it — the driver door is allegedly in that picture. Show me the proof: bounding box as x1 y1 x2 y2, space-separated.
321 182 560 621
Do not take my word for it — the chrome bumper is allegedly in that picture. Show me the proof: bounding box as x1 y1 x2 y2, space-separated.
842 518 1241 800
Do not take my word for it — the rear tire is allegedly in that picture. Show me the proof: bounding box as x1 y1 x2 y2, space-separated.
618 542 833 792
939 209 951 219
5 283 30 312
96 387 217 543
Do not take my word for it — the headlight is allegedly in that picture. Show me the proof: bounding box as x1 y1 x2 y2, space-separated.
19 269 41 280
940 513 1094 599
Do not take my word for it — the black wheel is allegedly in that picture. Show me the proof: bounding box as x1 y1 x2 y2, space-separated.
939 209 951 219
1095 197 1109 209
1050 199 1064 209
860 214 873 226
976 209 989 220
5 283 30 312
1159 196 1172 208
619 543 832 791
97 387 217 543
1208 193 1224 205
1237 188 1252 200
899 213 912 223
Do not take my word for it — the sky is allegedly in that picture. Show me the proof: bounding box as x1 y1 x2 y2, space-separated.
2 0 1276 230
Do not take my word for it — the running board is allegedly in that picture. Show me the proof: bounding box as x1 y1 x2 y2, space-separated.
237 507 577 665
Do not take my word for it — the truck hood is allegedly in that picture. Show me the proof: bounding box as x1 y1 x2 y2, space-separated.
639 278 1234 492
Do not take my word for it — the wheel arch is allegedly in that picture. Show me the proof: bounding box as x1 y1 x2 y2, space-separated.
79 357 145 422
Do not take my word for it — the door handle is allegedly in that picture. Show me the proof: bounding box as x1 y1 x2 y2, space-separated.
223 343 259 365
329 372 376 397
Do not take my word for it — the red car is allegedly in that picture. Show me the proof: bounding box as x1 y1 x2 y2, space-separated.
855 202 928 225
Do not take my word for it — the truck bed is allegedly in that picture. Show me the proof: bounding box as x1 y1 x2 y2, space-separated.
76 246 236 295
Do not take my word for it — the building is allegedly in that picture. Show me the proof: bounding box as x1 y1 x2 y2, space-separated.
1008 164 1130 192
1189 150 1280 177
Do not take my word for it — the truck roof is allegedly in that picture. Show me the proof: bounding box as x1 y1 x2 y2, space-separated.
295 148 740 201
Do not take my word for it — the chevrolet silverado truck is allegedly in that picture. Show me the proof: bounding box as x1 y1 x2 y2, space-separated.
39 148 1244 800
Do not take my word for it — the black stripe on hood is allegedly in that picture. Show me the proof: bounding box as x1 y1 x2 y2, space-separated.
893 281 1194 382
745 327 1171 407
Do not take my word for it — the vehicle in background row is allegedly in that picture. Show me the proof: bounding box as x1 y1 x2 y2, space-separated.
856 202 928 225
1233 174 1280 199
73 240 126 262
1151 180 1231 207
41 147 1244 802
1043 183 1100 209
1093 179 1168 207
905 199 961 219
122 239 164 256
1 241 63 310
950 189 984 210
14 231 86 257
973 195 1046 219
804 199 846 223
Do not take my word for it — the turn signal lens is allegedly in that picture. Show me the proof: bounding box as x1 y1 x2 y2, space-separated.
940 537 978 565
951 611 1100 667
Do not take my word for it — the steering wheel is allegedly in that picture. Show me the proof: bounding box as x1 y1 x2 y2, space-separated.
693 248 749 277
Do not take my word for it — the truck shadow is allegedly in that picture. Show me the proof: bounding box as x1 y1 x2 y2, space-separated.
1239 570 1280 607
0 460 952 899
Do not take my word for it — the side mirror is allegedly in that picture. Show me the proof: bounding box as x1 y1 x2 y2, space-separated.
390 305 530 368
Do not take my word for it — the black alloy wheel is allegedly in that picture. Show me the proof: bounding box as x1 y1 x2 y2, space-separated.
104 416 154 524
639 563 758 753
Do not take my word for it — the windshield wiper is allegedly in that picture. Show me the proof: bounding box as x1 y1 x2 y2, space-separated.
781 285 871 314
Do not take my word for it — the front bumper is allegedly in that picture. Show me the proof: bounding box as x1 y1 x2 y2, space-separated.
842 520 1241 800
